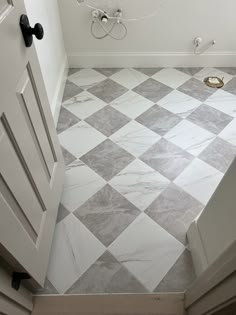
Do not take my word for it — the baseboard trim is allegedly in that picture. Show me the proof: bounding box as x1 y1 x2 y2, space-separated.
51 56 68 126
187 220 208 277
68 51 236 68
32 293 185 315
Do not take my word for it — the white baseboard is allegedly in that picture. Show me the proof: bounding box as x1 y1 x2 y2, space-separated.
68 51 236 68
51 56 68 126
187 220 209 277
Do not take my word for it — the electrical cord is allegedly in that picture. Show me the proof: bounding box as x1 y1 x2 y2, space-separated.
194 40 216 55
91 17 127 40
90 19 115 39
76 0 165 22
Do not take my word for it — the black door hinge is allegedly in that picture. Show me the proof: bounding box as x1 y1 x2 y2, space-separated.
11 272 31 291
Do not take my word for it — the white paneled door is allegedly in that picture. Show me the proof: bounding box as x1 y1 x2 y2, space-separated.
0 0 64 287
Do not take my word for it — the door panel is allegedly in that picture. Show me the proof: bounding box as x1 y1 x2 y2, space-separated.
0 0 64 286
16 66 56 179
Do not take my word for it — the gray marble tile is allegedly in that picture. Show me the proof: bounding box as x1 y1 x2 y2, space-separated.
176 68 203 76
136 105 182 136
199 137 236 173
85 106 130 137
88 79 128 103
61 146 77 166
134 68 163 76
62 80 83 102
223 77 236 96
178 78 216 102
57 107 80 134
68 68 81 76
187 104 233 135
33 279 59 295
216 67 236 76
94 68 122 77
145 183 203 244
66 251 147 294
80 139 135 181
56 204 70 223
74 185 140 247
133 78 173 103
154 249 196 292
140 138 194 181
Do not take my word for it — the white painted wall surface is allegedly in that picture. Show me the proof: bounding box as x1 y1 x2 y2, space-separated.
24 0 67 118
188 158 236 275
58 0 236 67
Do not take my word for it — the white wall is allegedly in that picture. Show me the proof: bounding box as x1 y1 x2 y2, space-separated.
59 0 236 67
188 158 236 276
24 0 67 118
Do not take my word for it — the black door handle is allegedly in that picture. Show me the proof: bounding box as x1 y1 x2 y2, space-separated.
20 14 44 48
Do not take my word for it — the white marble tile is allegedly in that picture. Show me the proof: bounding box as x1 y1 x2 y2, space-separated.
164 120 215 156
110 159 170 211
59 121 106 158
110 120 160 157
63 91 107 119
109 213 184 291
194 67 233 84
110 91 154 119
110 68 148 89
174 159 223 205
152 68 191 89
205 89 236 118
219 119 236 146
158 90 202 118
61 159 106 212
68 68 106 89
47 214 106 293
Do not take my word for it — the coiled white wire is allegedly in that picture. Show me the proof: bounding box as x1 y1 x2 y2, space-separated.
91 18 127 40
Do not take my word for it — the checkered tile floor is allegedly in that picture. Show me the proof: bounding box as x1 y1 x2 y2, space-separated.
38 67 236 295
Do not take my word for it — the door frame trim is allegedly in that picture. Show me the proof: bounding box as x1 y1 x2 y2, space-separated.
185 241 236 314
32 293 185 315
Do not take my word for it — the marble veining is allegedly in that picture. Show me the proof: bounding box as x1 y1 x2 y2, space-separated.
158 90 202 119
63 90 107 119
110 159 170 211
47 214 106 293
61 159 106 212
164 120 216 156
174 158 224 205
109 213 185 291
110 68 148 89
110 120 160 157
152 68 191 89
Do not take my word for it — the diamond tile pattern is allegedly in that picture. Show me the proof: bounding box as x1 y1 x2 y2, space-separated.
62 80 83 102
136 105 182 136
145 183 203 244
66 251 147 294
74 184 140 247
178 78 216 102
57 107 80 134
38 68 236 296
80 139 135 181
85 106 131 136
88 79 128 103
187 104 233 134
133 78 173 102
